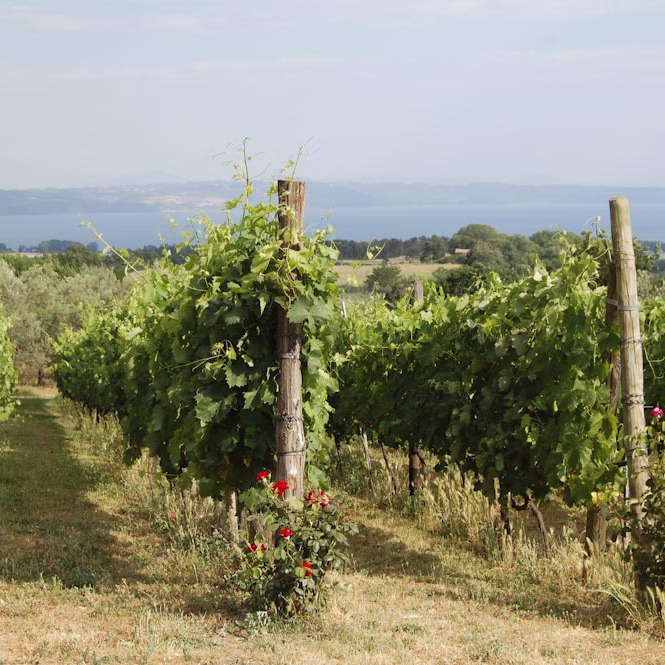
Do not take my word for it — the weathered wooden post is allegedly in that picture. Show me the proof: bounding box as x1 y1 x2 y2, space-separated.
610 197 650 564
224 488 239 544
275 180 306 501
409 279 426 495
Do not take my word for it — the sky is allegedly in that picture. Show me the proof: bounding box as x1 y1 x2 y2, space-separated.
1 0 665 189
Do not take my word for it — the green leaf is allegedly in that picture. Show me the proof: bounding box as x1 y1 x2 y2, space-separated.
195 392 219 426
286 297 313 324
225 364 248 388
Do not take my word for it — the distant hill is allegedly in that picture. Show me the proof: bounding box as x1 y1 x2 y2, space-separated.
5 180 665 216
2 181 664 246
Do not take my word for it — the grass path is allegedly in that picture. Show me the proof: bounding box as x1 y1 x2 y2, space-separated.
0 393 135 588
0 393 664 664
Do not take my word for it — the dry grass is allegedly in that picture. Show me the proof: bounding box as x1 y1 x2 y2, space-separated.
335 261 451 286
0 393 664 664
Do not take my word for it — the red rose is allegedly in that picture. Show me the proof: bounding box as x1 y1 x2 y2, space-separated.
256 470 271 482
305 490 331 507
280 528 292 539
301 561 313 577
272 480 289 497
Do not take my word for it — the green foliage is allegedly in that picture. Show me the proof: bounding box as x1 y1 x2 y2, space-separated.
1 244 111 277
634 239 658 273
626 412 665 594
235 473 357 616
330 246 623 509
364 264 410 303
419 235 449 262
433 264 493 296
450 224 500 249
448 225 585 285
643 299 665 410
52 309 127 414
0 261 128 383
0 253 34 275
638 271 665 300
0 313 18 420
52 178 340 497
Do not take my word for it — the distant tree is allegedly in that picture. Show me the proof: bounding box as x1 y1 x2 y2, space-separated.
450 224 499 250
637 271 665 299
419 235 449 262
38 239 78 254
0 261 130 384
365 264 410 303
48 244 107 275
465 240 508 272
433 264 493 296
634 238 658 273
530 230 567 270
403 237 426 259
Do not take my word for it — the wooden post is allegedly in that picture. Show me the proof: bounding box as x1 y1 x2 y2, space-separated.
610 197 650 545
409 280 426 495
275 180 307 501
379 439 399 494
224 488 239 544
361 430 375 493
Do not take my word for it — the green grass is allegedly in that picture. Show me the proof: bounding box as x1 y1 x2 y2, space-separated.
0 393 122 588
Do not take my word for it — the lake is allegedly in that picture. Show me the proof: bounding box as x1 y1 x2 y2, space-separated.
1 202 664 249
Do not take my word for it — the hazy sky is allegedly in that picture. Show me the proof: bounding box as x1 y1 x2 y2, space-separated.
2 0 665 189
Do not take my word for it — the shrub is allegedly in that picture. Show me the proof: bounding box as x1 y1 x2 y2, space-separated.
628 407 665 594
235 472 357 616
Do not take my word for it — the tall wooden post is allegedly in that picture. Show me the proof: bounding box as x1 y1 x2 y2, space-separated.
275 180 307 501
409 280 426 495
610 197 650 545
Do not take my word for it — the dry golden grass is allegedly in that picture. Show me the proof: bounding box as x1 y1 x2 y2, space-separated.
335 261 451 286
0 393 664 664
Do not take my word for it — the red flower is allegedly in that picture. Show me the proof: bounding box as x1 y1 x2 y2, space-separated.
256 470 271 482
652 406 664 419
246 543 258 553
301 561 313 577
280 528 292 539
169 514 176 520
305 489 331 507
272 480 289 497
260 544 266 552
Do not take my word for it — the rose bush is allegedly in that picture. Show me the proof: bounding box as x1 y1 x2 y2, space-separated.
235 471 357 616
624 406 665 595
